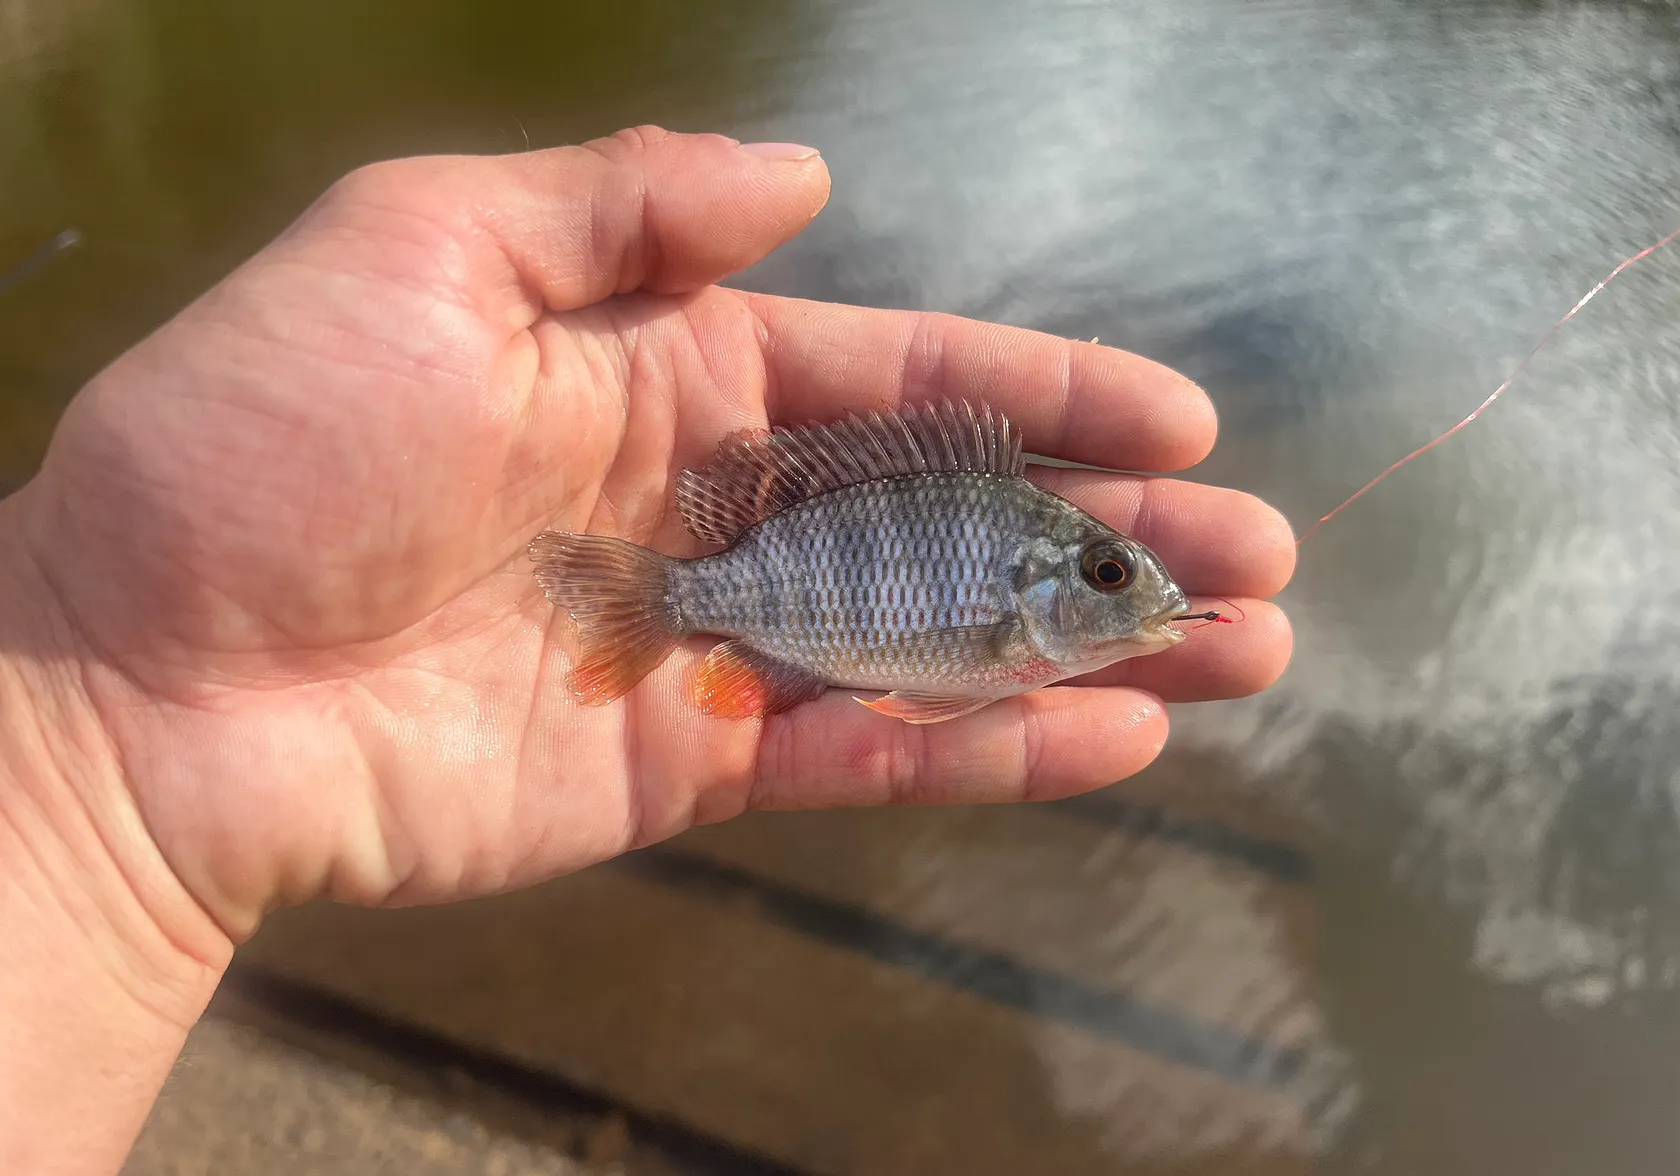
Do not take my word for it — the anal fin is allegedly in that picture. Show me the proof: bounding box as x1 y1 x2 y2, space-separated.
694 640 828 720
855 691 999 725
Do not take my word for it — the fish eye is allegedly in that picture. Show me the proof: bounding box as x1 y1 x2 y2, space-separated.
1080 542 1136 591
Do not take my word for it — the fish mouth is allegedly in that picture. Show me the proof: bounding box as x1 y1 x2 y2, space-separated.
1156 620 1191 644
1146 598 1212 642
1139 605 1194 644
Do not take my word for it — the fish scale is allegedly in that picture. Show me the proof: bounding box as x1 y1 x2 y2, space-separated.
674 474 1030 691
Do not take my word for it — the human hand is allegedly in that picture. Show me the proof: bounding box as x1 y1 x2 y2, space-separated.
6 127 1295 954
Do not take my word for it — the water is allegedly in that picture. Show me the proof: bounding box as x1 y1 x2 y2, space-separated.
8 0 1680 1171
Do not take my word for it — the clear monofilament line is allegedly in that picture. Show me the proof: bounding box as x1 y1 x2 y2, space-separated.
1296 222 1680 547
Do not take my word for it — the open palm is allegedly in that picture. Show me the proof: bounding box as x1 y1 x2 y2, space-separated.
18 128 1294 939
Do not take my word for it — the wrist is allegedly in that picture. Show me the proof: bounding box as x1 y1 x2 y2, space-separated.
0 486 230 1174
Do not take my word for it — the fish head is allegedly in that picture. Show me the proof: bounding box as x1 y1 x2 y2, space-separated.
1011 513 1192 675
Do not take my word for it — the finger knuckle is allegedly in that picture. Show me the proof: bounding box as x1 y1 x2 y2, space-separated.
322 158 417 210
900 312 952 403
884 723 935 805
1017 704 1050 801
584 124 674 163
751 713 800 810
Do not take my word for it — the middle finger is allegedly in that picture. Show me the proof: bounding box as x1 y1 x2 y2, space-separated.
1027 467 1296 599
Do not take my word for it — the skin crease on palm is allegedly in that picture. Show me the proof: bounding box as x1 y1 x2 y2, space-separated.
3 127 1297 981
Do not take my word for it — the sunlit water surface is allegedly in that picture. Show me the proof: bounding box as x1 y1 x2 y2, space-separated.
7 1 1680 1171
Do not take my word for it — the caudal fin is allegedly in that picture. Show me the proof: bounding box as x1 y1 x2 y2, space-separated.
528 531 683 705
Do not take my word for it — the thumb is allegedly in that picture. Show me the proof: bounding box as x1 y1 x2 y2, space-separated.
520 126 833 307
320 125 832 315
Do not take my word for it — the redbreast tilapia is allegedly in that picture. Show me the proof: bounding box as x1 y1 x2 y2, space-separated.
529 399 1199 724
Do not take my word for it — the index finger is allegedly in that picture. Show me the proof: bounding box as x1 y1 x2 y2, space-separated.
740 294 1218 472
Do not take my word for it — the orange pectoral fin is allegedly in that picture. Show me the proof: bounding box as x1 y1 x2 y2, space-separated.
854 691 999 725
694 640 828 720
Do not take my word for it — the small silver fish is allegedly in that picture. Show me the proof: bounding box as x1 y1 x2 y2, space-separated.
529 399 1199 724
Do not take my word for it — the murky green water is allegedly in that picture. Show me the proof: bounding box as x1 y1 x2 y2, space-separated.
10 1 1680 1172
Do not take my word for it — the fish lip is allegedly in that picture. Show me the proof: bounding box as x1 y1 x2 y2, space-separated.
1161 594 1197 623
1142 598 1196 642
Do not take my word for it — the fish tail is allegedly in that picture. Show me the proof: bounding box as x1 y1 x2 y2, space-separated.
528 531 684 705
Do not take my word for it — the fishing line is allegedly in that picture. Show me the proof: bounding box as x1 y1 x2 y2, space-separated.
1179 597 1243 631
0 229 82 298
1295 222 1680 547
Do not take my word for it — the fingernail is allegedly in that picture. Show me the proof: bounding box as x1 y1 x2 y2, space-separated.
740 141 820 162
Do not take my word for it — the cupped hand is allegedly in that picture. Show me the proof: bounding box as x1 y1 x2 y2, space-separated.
11 127 1294 942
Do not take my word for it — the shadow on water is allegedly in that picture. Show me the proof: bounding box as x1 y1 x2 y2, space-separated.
9 0 1680 1171
1286 694 1680 1175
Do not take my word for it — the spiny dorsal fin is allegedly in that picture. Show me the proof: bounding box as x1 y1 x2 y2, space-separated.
675 398 1025 546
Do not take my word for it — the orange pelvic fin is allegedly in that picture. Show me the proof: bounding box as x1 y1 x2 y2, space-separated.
693 640 827 720
855 691 998 725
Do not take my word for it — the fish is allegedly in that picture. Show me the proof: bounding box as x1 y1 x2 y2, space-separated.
528 398 1200 724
